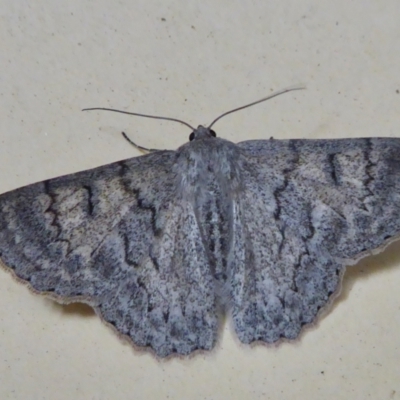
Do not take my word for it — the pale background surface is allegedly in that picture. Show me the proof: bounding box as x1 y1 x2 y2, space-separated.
0 1 400 399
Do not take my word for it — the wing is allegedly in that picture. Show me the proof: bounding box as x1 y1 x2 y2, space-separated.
230 138 400 344
0 151 218 357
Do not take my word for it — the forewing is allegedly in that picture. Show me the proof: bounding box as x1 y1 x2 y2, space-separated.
230 138 400 344
0 151 218 357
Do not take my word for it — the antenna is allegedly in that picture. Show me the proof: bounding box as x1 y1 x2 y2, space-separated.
207 86 305 129
82 107 195 131
82 86 305 131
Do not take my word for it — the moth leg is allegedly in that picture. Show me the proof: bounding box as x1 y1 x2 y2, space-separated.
121 132 165 153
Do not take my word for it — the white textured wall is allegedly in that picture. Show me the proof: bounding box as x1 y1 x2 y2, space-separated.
0 1 399 399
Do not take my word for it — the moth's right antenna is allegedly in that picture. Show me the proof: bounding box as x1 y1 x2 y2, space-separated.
207 86 305 129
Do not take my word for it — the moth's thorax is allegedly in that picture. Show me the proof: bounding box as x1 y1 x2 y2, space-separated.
175 136 242 192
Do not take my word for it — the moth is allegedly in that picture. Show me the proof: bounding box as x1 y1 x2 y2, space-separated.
1 88 399 357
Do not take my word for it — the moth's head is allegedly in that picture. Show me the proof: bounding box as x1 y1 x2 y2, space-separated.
189 125 217 142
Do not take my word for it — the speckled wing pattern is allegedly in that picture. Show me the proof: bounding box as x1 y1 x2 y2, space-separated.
0 150 218 357
1 130 400 357
232 138 400 343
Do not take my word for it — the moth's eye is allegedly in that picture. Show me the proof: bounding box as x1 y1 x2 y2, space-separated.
189 131 195 141
210 130 216 137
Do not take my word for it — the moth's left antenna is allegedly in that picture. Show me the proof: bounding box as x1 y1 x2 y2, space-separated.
82 107 195 131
